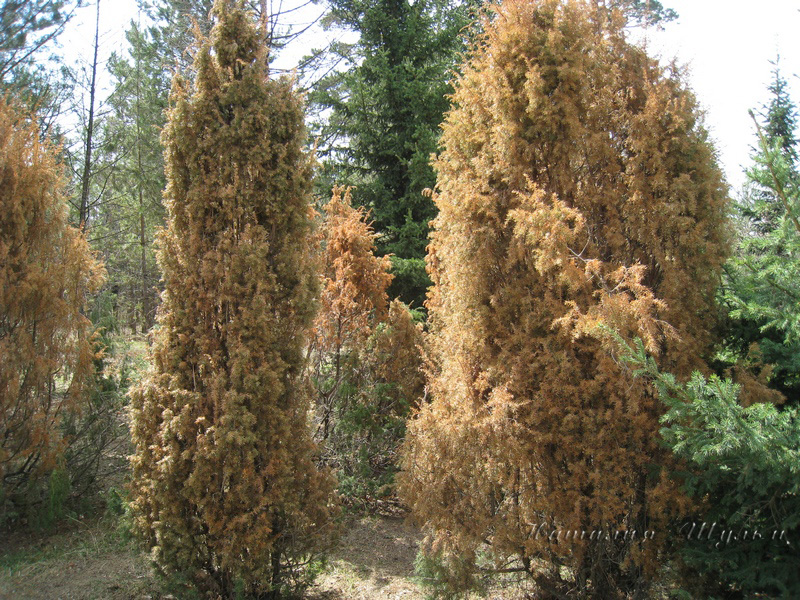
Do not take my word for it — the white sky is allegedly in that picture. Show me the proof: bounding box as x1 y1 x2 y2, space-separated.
642 0 800 191
53 0 800 193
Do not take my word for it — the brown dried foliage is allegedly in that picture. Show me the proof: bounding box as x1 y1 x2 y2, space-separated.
399 1 730 597
314 186 393 367
370 299 426 414
0 98 104 513
310 188 424 497
311 186 392 440
128 2 337 596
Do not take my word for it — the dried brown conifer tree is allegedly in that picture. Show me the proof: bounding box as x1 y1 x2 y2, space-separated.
0 99 104 518
310 188 425 499
370 298 425 414
399 1 730 597
128 2 336 596
311 186 393 442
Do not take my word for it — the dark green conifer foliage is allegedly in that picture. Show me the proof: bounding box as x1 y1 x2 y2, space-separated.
724 64 800 403
763 60 798 163
741 60 798 235
311 0 478 307
100 22 170 331
611 335 800 599
129 2 337 596
141 0 216 75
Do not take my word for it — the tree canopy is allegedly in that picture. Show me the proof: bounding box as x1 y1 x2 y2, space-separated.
0 97 104 519
311 0 478 307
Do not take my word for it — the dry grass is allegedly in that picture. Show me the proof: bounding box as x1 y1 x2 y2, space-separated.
0 509 427 600
0 510 427 600
0 515 160 600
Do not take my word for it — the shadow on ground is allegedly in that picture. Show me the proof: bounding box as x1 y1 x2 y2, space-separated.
308 513 425 600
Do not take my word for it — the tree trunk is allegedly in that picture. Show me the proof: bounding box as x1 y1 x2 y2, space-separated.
79 0 100 229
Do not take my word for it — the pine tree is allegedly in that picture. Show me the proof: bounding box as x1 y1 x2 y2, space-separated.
141 0 216 76
0 1 80 138
0 1 78 82
0 98 104 518
98 21 170 331
128 2 336 596
399 1 729 597
314 187 394 362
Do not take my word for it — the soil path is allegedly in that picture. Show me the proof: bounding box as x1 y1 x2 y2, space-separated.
309 513 425 599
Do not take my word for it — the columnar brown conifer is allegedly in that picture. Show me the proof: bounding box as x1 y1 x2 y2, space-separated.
314 187 394 376
0 99 104 514
399 1 730 597
128 2 336 596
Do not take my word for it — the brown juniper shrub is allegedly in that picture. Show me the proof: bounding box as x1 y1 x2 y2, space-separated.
310 187 424 499
358 298 426 495
311 186 393 440
128 2 337 597
0 98 104 522
398 1 731 598
370 298 426 415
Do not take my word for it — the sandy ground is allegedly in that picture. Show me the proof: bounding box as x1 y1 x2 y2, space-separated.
308 513 426 599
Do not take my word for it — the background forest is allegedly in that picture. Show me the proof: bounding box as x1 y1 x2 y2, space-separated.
1 0 799 599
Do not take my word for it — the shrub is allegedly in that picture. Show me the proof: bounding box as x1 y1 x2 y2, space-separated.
310 188 424 501
128 2 337 596
0 98 104 526
399 1 730 596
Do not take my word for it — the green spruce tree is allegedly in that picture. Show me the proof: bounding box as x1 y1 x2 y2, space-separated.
741 59 798 234
723 62 800 403
608 334 800 599
311 0 478 307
